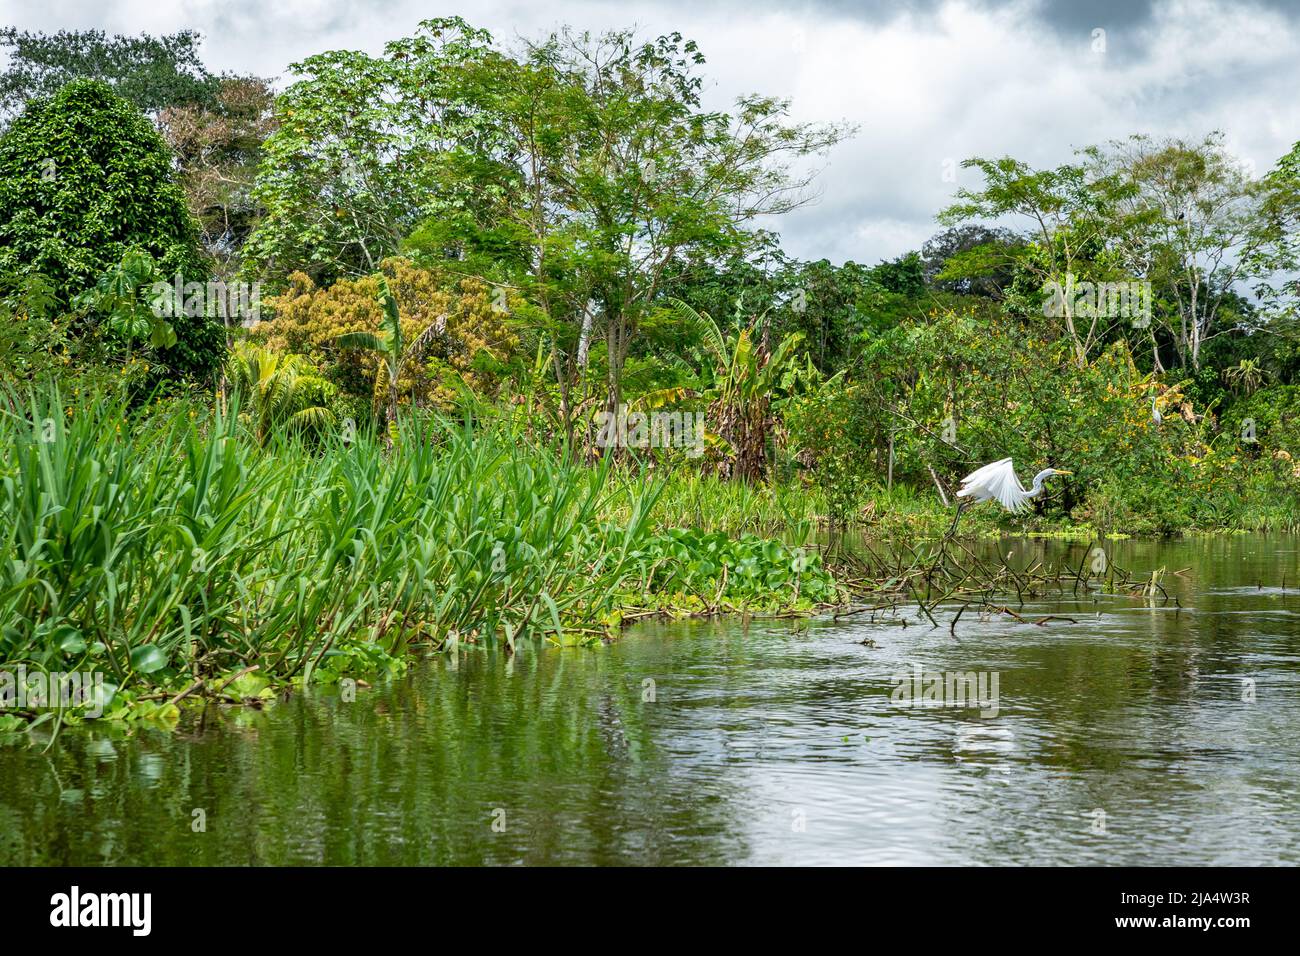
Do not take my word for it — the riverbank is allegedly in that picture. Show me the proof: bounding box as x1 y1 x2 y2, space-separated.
0 390 846 729
642 475 1300 541
3 388 1297 731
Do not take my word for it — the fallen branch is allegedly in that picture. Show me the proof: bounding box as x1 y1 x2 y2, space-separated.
214 665 260 696
164 679 205 709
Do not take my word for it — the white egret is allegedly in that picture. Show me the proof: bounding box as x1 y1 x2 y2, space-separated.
948 458 1071 533
1151 394 1162 425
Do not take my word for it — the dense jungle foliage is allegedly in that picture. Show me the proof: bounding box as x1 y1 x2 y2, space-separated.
2 19 1300 715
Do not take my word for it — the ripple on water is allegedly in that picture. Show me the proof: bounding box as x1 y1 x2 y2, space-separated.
2 534 1300 864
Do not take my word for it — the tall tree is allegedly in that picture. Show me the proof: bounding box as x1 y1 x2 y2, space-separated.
0 27 218 121
1090 133 1300 370
921 224 1024 298
242 18 502 287
1253 138 1300 339
472 26 853 423
939 156 1118 366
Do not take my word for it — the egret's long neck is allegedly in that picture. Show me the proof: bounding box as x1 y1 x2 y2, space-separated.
1028 470 1053 496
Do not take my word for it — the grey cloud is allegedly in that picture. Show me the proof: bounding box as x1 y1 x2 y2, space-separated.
692 0 1300 32
4 0 1299 266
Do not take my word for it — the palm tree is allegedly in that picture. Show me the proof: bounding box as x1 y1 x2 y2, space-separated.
335 276 446 447
228 343 337 445
669 297 803 482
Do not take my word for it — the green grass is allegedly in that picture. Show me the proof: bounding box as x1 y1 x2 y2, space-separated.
631 469 823 541
0 387 844 724
0 387 661 699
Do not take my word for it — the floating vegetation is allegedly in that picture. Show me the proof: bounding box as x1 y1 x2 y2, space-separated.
0 387 851 724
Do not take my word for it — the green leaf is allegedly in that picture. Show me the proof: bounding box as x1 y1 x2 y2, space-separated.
149 318 177 349
129 644 168 674
55 626 86 655
541 591 564 636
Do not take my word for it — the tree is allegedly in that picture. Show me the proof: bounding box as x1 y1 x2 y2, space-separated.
159 76 278 275
0 79 222 381
255 257 522 415
0 28 218 121
939 156 1119 366
1089 133 1300 370
242 18 500 287
921 224 1024 297
869 252 926 297
1257 137 1300 322
507 28 851 423
227 343 337 444
771 256 871 374
1222 357 1265 396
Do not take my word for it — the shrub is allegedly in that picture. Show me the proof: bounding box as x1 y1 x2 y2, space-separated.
252 257 522 415
0 80 222 380
783 373 876 525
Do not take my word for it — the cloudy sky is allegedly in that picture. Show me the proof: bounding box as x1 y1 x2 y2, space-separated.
6 0 1300 265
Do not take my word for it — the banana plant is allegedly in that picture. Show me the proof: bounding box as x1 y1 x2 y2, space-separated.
335 276 446 446
669 297 804 481
1223 358 1265 396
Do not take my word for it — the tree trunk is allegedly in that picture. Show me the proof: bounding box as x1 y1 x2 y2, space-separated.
605 317 625 422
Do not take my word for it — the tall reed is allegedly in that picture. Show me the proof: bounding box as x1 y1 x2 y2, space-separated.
0 387 659 691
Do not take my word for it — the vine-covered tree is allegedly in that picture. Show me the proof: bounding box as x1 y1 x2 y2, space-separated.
0 79 222 380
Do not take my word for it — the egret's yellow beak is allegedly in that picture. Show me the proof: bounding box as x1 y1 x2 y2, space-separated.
1055 469 1073 476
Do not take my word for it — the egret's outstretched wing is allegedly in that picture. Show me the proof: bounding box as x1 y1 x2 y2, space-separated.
990 465 1031 512
957 457 1013 495
957 458 1031 512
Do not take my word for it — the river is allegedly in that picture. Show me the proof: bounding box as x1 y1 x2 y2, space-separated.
2 533 1297 865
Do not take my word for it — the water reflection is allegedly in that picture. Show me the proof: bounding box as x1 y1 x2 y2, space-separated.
1 534 1298 865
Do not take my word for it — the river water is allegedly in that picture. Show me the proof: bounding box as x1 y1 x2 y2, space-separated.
2 534 1298 865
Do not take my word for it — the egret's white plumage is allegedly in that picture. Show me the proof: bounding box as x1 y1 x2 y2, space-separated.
955 458 1069 514
1151 394 1163 425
